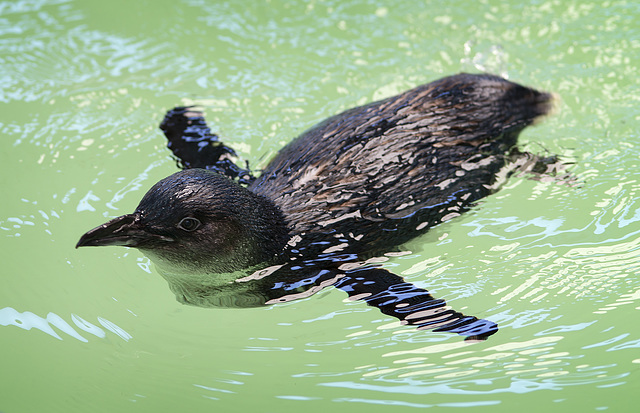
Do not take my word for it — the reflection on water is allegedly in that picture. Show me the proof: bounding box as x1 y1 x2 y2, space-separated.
595 288 640 316
0 307 131 342
312 332 635 400
474 234 640 305
263 225 640 403
2 0 640 411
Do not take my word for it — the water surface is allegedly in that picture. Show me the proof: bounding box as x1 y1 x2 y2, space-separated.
1 0 639 412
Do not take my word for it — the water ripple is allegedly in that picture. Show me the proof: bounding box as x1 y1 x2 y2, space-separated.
0 306 131 342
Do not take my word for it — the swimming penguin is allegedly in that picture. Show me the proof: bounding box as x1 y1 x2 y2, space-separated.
77 73 556 340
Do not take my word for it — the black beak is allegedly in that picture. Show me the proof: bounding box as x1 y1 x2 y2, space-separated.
76 214 174 248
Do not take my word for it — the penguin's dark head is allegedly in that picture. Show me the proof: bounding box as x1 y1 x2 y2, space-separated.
77 169 289 275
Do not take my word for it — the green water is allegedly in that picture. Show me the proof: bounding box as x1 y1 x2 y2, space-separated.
1 0 639 411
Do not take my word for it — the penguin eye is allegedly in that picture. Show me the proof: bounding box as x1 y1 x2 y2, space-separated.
178 217 201 232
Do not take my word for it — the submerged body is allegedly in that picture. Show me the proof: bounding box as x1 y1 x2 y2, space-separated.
77 73 555 339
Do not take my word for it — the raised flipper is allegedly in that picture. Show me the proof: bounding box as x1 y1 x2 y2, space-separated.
334 267 498 341
159 106 255 184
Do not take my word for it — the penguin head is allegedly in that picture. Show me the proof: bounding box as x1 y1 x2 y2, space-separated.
77 169 289 275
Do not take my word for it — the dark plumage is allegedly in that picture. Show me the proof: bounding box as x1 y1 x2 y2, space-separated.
251 73 552 249
77 73 556 340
